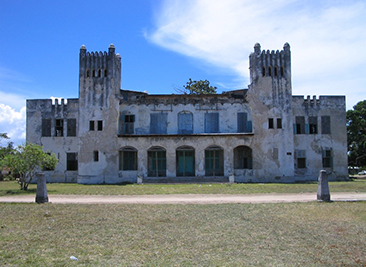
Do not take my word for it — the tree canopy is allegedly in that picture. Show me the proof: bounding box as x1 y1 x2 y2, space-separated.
347 100 366 166
2 143 58 190
181 79 217 95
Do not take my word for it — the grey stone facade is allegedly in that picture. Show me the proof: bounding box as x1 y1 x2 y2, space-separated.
26 43 348 184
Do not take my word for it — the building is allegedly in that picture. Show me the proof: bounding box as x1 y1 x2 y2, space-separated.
26 43 348 184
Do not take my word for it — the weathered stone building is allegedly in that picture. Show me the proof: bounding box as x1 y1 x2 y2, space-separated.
26 43 348 184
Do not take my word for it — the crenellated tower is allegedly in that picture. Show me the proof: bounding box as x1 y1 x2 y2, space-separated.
247 43 294 179
77 44 121 183
79 44 121 108
249 43 291 109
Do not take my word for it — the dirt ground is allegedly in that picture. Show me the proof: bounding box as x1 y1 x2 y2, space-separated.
1 192 366 204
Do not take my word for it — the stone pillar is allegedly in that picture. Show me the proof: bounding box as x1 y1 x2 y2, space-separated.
317 170 331 202
137 175 143 185
35 173 49 203
229 174 234 183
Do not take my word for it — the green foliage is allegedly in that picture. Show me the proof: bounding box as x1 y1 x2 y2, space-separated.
182 78 217 95
2 143 58 190
347 100 366 166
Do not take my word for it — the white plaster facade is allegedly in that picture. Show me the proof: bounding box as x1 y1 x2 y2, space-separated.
26 43 348 184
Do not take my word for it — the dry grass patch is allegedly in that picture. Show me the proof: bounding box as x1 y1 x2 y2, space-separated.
1 202 365 266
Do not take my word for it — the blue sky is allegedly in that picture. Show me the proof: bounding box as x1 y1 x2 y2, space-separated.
1 0 365 145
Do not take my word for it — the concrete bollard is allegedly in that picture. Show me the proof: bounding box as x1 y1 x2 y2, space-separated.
317 170 331 202
35 173 49 203
229 174 234 183
137 175 143 185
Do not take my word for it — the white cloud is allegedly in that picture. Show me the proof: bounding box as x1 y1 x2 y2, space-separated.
0 103 26 145
147 0 366 109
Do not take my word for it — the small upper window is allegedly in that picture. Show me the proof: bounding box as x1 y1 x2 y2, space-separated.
277 118 282 129
97 120 103 131
93 151 99 162
86 69 90 78
89 121 95 131
274 66 278 76
55 119 64 137
262 66 266 77
268 118 274 129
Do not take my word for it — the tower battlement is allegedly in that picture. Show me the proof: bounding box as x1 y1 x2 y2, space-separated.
79 44 121 80
250 43 291 83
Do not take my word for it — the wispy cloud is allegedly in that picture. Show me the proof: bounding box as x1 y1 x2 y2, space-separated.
147 0 366 108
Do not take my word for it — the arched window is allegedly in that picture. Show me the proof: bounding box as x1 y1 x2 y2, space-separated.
234 146 253 169
98 69 101 77
92 69 96 77
148 146 166 177
86 69 90 78
274 66 278 76
205 146 224 176
104 69 107 77
176 146 195 177
262 66 266 77
178 111 193 134
268 66 272 76
119 147 137 171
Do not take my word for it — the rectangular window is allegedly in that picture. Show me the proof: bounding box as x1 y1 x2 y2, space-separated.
295 150 306 168
67 118 76 137
295 116 305 134
205 113 219 133
93 151 99 162
124 115 135 134
268 118 274 129
205 149 224 176
178 113 193 134
322 149 332 168
66 153 78 171
277 118 282 129
89 121 95 131
119 150 137 171
42 119 51 137
55 119 64 137
148 150 166 177
150 113 167 134
97 120 103 131
321 116 331 134
309 116 317 134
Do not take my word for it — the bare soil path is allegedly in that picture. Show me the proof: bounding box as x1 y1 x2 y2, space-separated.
1 192 366 204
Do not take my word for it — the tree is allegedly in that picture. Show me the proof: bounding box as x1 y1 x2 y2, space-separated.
181 78 217 95
0 133 14 181
347 100 366 166
2 143 58 190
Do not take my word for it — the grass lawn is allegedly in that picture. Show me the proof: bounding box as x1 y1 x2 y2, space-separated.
0 202 365 266
1 179 366 196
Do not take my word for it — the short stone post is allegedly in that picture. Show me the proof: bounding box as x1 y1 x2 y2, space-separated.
229 174 234 183
137 175 143 185
317 170 330 202
35 173 49 203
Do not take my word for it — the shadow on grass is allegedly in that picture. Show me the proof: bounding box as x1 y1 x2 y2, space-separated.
1 189 37 195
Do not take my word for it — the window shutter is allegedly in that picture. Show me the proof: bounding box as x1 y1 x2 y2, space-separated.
246 121 252 132
237 112 247 132
205 113 219 133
